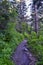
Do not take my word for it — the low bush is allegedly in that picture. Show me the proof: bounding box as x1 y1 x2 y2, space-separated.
0 22 24 65
23 31 43 65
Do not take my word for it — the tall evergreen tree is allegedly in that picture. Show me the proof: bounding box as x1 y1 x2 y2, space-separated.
0 0 10 29
32 0 43 34
16 0 28 32
17 0 27 22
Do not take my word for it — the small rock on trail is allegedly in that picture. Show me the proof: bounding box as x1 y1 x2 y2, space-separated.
11 40 37 65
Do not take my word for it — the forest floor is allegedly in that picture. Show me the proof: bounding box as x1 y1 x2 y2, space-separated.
11 40 37 65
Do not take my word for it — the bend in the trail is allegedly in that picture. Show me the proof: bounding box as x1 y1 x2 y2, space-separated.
11 40 37 65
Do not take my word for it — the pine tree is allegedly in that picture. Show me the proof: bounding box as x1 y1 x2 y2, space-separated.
17 0 27 22
0 0 10 29
16 0 28 33
32 0 42 34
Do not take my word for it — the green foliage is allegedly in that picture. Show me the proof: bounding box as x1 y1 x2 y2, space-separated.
0 22 43 65
0 1 43 65
16 22 29 33
23 31 43 65
0 22 24 65
0 0 10 30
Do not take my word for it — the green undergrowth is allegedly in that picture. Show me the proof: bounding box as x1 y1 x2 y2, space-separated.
24 32 43 65
0 22 43 65
0 22 24 65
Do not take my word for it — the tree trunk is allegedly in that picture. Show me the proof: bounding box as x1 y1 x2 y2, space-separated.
34 5 39 34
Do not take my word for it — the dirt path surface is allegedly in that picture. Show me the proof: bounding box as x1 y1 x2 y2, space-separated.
11 40 37 65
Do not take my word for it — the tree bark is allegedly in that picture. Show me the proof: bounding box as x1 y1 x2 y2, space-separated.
34 5 39 34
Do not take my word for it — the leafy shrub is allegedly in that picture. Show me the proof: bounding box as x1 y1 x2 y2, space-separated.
23 31 43 65
0 22 24 65
0 22 43 65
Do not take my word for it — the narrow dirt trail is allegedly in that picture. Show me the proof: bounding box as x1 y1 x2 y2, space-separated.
11 40 37 65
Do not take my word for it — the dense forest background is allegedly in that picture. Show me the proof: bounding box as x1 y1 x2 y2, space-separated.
0 0 43 65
